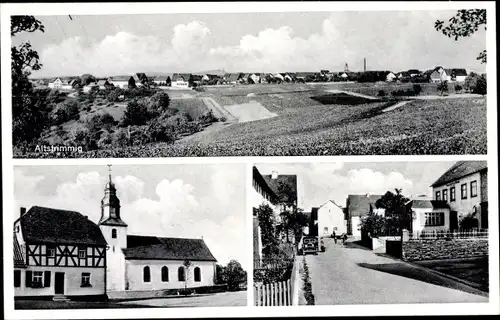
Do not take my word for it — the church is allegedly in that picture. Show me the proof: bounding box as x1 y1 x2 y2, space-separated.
14 166 217 299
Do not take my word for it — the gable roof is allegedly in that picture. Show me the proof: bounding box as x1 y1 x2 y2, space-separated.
154 74 173 81
18 206 107 246
451 68 467 76
96 80 109 86
406 199 449 209
109 75 132 82
124 235 217 261
227 73 243 81
262 174 297 203
431 161 487 188
346 194 384 217
14 235 27 268
173 73 192 81
252 166 279 204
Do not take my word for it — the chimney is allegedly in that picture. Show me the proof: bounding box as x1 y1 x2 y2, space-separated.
20 207 26 217
271 171 278 179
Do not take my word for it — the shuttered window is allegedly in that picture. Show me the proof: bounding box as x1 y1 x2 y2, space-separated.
14 270 21 287
44 271 51 287
25 271 32 287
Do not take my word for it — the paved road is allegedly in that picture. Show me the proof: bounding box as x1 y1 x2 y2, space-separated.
117 290 247 308
305 238 488 305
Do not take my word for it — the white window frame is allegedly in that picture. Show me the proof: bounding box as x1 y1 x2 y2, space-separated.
47 246 56 257
78 247 86 259
33 271 43 287
470 181 478 198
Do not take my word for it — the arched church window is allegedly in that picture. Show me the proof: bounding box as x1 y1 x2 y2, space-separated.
161 266 169 282
194 267 201 282
112 229 117 239
143 266 151 283
178 267 185 282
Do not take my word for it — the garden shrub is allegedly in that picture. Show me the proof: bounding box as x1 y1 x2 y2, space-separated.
301 257 315 305
455 84 463 92
377 90 386 97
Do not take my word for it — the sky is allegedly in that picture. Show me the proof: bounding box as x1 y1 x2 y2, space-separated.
11 10 487 78
255 161 456 211
14 164 248 270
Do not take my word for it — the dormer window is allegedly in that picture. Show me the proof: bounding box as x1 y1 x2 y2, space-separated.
47 245 56 257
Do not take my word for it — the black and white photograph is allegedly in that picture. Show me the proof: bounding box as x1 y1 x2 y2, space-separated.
10 8 488 158
12 164 248 309
2 1 498 319
252 161 490 306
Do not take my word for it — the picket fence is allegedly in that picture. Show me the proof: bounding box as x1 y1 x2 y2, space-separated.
407 229 488 240
254 279 293 306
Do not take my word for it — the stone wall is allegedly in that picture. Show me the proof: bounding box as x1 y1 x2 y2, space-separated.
402 238 488 261
386 240 402 258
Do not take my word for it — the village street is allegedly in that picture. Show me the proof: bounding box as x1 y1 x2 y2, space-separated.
305 238 488 305
116 290 247 308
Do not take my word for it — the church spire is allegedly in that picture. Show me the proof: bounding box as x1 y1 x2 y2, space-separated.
98 165 127 227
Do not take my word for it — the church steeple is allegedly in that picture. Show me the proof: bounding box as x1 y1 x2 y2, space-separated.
99 165 127 227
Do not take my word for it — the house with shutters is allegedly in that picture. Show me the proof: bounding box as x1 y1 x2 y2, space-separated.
430 161 488 231
13 206 108 300
14 167 218 299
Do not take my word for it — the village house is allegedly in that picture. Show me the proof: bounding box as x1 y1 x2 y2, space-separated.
132 73 149 87
248 73 261 84
201 74 219 84
225 73 243 85
385 72 397 82
345 194 384 238
431 161 488 231
99 170 217 291
96 79 112 90
252 166 280 261
48 78 73 91
171 74 192 88
405 196 451 233
153 75 173 87
13 206 108 300
108 76 135 89
317 200 347 238
83 82 99 94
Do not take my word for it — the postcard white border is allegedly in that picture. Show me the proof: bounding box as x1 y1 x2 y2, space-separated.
2 1 499 319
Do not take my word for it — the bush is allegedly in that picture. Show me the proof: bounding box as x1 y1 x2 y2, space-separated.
121 100 150 126
178 288 194 296
455 84 463 92
412 84 422 95
377 90 386 97
437 81 449 95
50 99 80 125
301 257 315 305
197 110 219 125
111 127 129 147
107 87 124 102
146 118 176 143
473 75 487 95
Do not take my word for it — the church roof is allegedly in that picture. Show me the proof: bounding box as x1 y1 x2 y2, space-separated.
18 206 108 246
123 235 217 261
98 217 128 227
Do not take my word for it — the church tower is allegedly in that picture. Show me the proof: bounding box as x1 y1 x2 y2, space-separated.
98 165 127 291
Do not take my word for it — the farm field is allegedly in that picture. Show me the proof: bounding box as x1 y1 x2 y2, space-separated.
14 83 486 158
35 93 487 158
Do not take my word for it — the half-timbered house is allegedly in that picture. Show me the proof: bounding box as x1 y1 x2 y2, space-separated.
13 206 108 300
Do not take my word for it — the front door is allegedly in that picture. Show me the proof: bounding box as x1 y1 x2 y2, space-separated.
450 211 458 231
55 272 65 294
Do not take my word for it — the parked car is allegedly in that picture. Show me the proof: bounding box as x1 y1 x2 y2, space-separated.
298 236 318 255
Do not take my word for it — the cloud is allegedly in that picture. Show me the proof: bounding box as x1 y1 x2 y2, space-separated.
36 11 486 77
14 168 248 270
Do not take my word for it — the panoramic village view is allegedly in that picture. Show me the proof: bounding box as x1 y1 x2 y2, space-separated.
252 161 489 305
13 164 247 308
11 9 487 158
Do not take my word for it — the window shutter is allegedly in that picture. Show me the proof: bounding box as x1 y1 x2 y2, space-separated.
44 271 51 287
440 212 445 226
26 271 32 287
14 271 21 287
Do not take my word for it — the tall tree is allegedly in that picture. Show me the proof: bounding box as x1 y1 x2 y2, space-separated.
435 9 487 63
11 16 48 144
182 260 192 292
225 260 247 291
374 189 410 236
